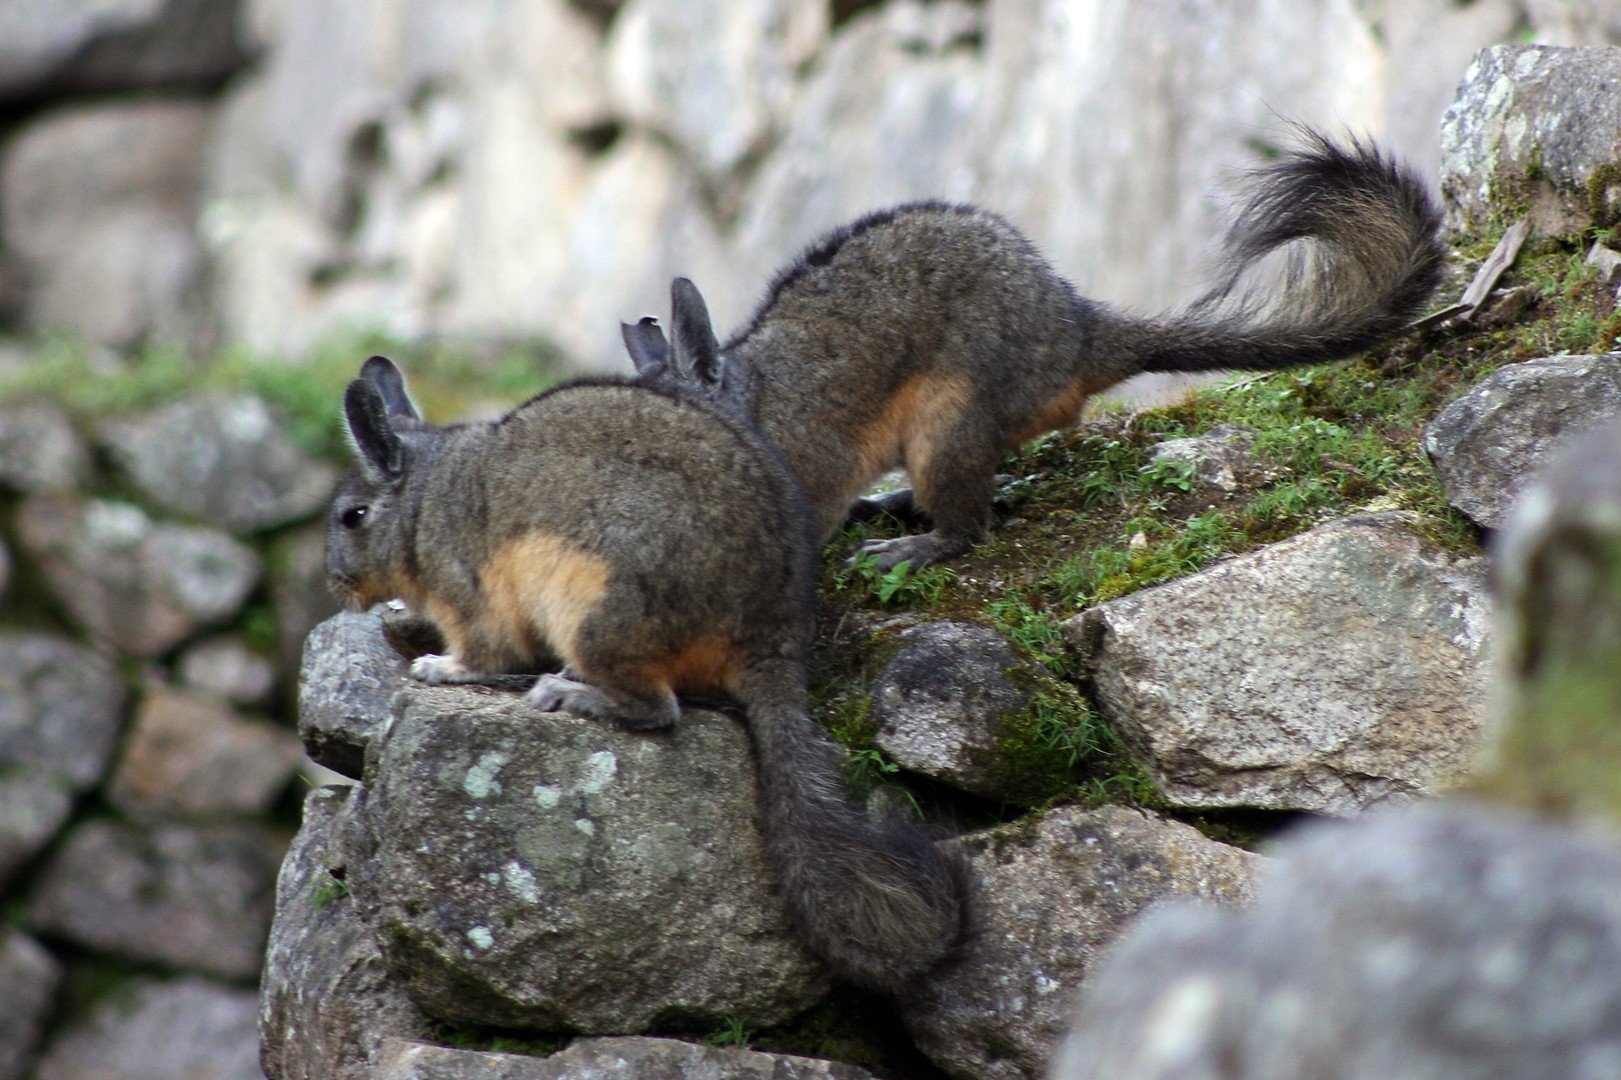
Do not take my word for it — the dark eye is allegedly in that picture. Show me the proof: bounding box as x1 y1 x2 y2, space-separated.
340 506 368 529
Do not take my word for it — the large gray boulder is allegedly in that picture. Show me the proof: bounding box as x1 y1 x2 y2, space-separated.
347 682 829 1032
261 787 432 1080
374 1037 877 1079
15 494 261 658
0 930 61 1080
1440 44 1621 235
33 976 263 1080
0 632 128 791
97 394 338 532
0 100 213 346
900 805 1259 1080
1066 513 1492 815
1052 805 1621 1080
1424 353 1621 530
28 820 286 980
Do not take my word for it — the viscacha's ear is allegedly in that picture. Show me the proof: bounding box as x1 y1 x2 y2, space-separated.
670 277 723 389
622 317 670 379
343 378 407 480
360 355 421 420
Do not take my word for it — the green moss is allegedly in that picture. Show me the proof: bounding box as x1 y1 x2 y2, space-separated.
1587 162 1621 228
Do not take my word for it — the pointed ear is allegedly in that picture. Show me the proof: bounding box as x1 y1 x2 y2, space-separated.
669 277 722 388
343 378 406 479
360 355 420 420
621 317 670 379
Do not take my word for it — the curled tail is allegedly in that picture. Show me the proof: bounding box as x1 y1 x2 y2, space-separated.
1122 129 1445 375
736 661 972 993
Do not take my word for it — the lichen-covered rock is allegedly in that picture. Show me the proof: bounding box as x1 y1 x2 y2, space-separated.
297 610 415 779
15 493 261 658
374 1036 878 1079
28 819 286 980
1052 805 1621 1080
0 402 92 493
0 631 128 791
900 805 1260 1080
1439 44 1621 235
1423 353 1621 530
98 393 339 532
33 976 263 1080
348 682 829 1032
0 930 61 1080
869 620 1039 800
261 787 431 1080
1065 513 1491 815
106 684 304 820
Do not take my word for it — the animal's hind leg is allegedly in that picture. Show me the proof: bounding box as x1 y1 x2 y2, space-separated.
851 423 997 572
527 672 680 730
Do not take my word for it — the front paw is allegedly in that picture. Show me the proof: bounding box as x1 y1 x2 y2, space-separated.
410 653 482 684
526 672 591 712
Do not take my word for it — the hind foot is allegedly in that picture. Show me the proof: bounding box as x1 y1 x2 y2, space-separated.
526 673 679 731
848 530 975 573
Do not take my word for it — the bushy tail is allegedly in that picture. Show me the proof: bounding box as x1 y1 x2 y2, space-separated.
736 661 972 993
1119 129 1445 375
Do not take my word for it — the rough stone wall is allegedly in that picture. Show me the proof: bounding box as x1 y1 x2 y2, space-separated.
0 0 1608 374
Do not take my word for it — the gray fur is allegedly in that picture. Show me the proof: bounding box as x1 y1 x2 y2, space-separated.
325 357 971 991
634 131 1446 570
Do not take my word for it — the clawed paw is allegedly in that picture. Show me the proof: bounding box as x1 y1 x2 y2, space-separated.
410 654 479 684
526 673 591 713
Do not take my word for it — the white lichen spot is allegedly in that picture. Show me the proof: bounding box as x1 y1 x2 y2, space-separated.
464 751 509 799
466 926 495 950
579 751 618 794
574 819 596 838
503 861 540 904
481 871 501 885
532 784 562 809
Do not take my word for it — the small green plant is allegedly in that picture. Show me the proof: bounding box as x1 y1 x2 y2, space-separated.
706 1015 753 1048
311 870 349 911
839 553 955 607
1141 455 1196 493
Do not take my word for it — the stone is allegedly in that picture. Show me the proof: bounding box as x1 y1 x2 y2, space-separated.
606 0 822 177
260 787 431 1080
900 805 1260 1080
106 684 304 820
0 631 128 791
0 930 62 1080
1476 417 1621 823
1588 241 1621 284
1051 805 1621 1080
297 610 414 779
869 620 1037 800
1523 0 1621 44
1424 353 1621 529
178 635 279 708
1065 513 1492 815
15 494 262 658
0 100 212 346
1144 424 1258 494
28 819 286 981
347 682 829 1032
33 975 264 1080
0 402 92 493
0 0 246 101
374 1036 877 1079
97 393 339 532
1440 44 1621 235
0 770 73 889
